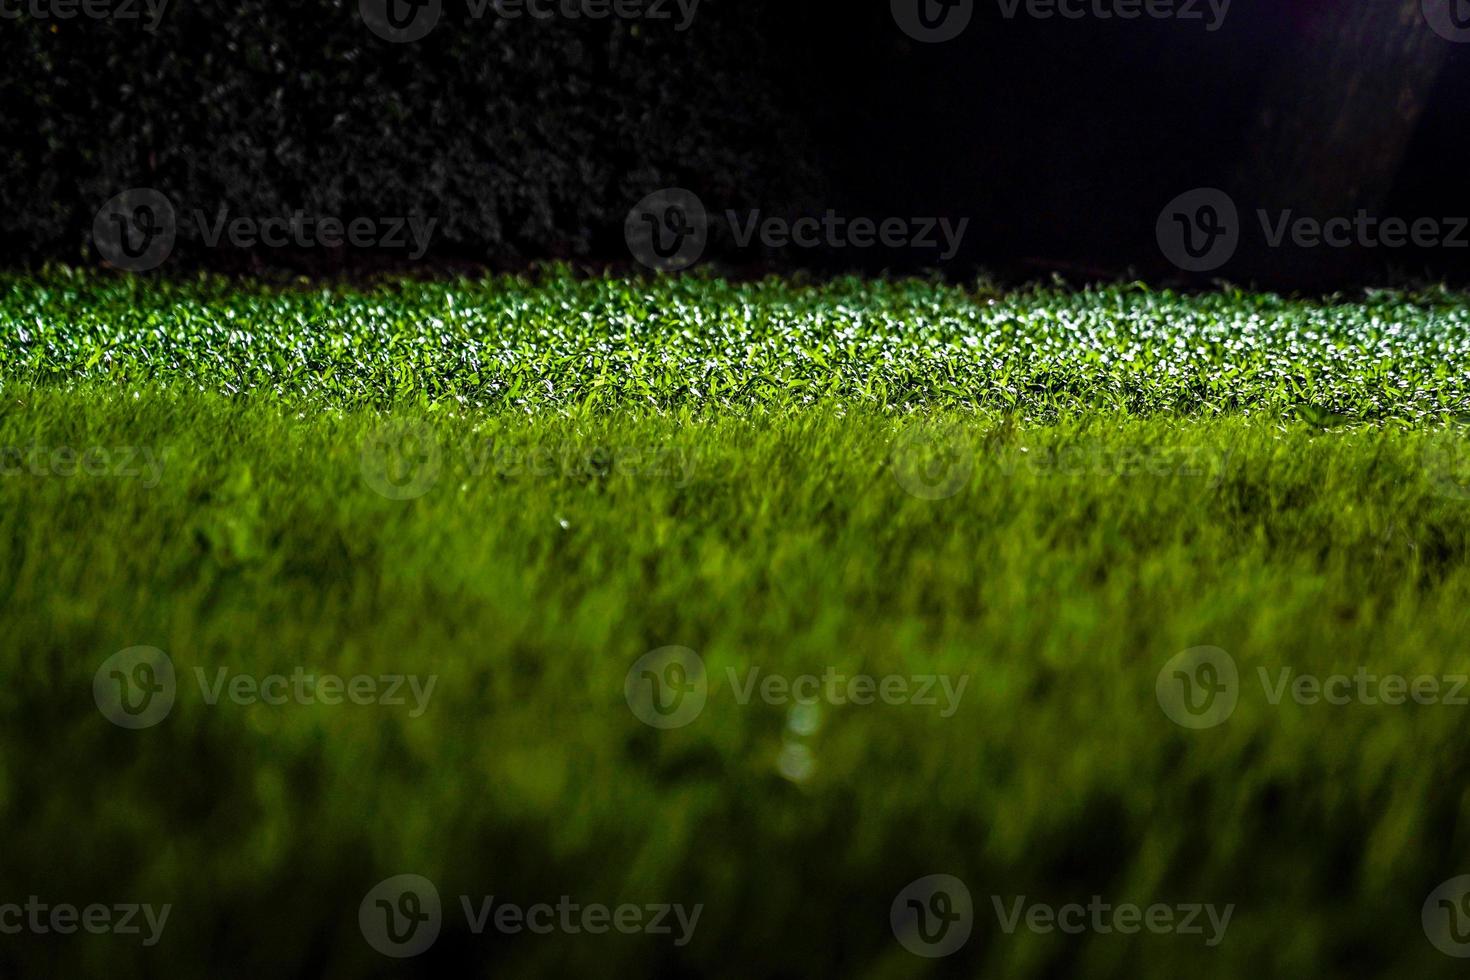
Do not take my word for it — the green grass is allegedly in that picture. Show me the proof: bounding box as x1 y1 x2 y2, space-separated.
4 268 1467 418
2 269 1469 978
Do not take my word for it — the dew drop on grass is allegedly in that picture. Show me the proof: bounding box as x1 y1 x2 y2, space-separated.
777 742 816 784
787 703 821 737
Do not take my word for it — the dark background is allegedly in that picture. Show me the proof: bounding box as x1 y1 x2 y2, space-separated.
4 0 1469 286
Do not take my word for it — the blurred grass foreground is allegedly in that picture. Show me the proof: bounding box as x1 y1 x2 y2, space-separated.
1 269 1469 978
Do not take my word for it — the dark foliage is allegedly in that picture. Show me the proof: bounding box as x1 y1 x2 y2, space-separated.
0 0 817 270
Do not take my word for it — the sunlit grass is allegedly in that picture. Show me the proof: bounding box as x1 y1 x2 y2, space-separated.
3 268 1467 420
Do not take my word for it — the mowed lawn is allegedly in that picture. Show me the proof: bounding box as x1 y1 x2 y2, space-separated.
2 270 1469 978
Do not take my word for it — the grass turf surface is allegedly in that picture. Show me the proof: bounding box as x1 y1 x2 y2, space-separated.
2 270 1469 978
